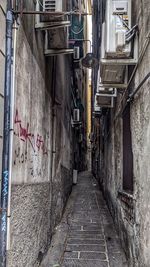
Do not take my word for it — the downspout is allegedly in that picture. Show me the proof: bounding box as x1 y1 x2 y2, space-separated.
51 57 57 183
49 57 57 233
7 19 18 252
0 1 13 266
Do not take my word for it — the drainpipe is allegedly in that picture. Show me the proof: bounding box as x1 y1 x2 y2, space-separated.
7 19 18 252
51 57 57 183
0 0 13 266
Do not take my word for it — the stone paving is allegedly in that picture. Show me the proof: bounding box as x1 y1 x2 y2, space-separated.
61 172 128 267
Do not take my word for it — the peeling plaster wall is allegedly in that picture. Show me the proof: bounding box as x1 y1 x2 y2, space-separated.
97 1 150 266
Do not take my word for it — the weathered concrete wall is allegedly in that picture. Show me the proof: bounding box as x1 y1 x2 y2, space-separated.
0 2 6 198
49 55 73 229
130 0 150 266
6 2 73 266
96 1 150 266
8 18 52 266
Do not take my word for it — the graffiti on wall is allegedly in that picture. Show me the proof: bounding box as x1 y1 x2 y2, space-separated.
13 109 49 179
14 109 48 155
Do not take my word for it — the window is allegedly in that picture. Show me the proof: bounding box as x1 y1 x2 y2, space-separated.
122 104 133 193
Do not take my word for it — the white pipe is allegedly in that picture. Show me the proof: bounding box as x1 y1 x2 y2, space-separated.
6 20 18 251
35 0 40 25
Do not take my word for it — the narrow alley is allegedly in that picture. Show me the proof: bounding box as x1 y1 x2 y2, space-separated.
40 172 128 267
0 0 150 267
60 172 128 267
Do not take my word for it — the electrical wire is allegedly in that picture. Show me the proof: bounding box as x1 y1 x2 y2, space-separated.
117 14 130 30
71 27 84 35
37 0 44 9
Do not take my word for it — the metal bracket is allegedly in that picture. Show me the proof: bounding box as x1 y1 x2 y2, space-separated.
45 49 74 56
35 21 71 30
99 83 127 89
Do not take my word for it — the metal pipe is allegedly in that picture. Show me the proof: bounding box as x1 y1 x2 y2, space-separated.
126 24 138 38
13 10 90 16
127 72 150 102
7 20 18 252
121 72 150 114
0 1 13 266
126 31 136 43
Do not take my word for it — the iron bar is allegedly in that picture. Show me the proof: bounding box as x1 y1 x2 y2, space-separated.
127 72 150 102
121 72 150 115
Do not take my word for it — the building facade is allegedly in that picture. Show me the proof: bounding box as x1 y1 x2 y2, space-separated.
0 0 92 265
0 0 81 266
92 0 150 266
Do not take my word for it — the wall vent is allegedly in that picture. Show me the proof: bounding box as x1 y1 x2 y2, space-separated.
43 0 62 12
112 0 128 15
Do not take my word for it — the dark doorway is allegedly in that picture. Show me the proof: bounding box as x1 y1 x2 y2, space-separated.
122 104 133 193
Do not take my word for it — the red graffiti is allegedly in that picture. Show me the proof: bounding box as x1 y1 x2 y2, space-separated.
14 109 48 155
36 134 48 155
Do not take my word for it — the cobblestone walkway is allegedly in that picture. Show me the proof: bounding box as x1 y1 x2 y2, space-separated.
61 172 128 267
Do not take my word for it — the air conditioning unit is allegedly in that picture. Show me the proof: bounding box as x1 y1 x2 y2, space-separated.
43 0 63 12
73 109 80 122
102 0 131 59
95 89 117 108
94 105 101 116
100 0 138 87
94 105 101 112
100 65 127 87
98 67 128 89
96 95 114 108
35 0 71 31
74 47 80 60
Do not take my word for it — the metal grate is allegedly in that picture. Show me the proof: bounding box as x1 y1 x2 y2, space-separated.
43 0 62 12
43 0 56 11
